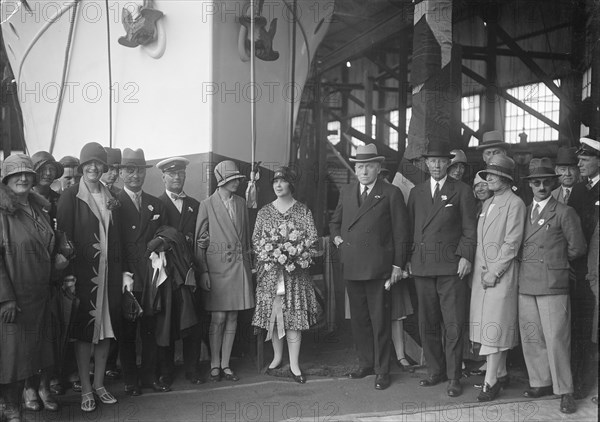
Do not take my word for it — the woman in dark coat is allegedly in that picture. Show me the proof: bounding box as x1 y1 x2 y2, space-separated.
0 154 56 422
56 142 122 412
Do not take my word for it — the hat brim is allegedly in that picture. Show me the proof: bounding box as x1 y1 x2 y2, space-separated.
2 169 37 184
422 153 454 159
78 159 108 174
217 174 246 187
522 173 560 180
120 164 153 168
478 169 514 182
35 159 64 179
476 142 510 151
349 156 385 163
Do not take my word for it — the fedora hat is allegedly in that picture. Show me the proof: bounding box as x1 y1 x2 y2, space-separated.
156 157 190 173
31 151 64 178
105 147 122 167
576 137 600 157
449 149 469 166
479 155 515 182
120 148 152 168
422 139 453 159
476 130 511 151
79 142 108 173
214 160 245 187
349 144 385 163
2 153 37 184
523 157 559 179
555 147 578 166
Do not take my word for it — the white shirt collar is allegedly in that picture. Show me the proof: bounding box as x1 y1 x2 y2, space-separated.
359 180 377 193
124 186 141 203
430 175 447 195
591 174 600 187
532 195 552 215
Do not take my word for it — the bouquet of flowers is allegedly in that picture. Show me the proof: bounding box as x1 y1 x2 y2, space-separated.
256 221 315 274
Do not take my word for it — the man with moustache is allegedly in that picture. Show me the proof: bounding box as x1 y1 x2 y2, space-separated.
100 147 122 196
330 144 410 391
407 140 477 397
567 137 600 400
552 147 580 204
155 157 203 386
518 158 586 414
116 148 168 396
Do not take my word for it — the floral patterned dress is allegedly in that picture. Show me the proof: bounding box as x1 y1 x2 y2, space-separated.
252 201 321 335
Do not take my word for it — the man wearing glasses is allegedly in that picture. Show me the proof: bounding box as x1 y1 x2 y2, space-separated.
518 158 586 414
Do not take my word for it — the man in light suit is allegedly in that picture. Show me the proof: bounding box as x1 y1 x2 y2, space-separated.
330 144 410 391
407 140 477 397
155 157 203 385
117 148 169 396
518 158 586 414
551 147 579 204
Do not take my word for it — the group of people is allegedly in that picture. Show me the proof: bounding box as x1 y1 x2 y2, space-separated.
0 142 320 421
331 131 598 416
0 130 598 421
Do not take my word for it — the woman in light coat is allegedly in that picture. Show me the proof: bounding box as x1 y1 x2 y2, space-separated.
195 160 254 382
470 155 526 402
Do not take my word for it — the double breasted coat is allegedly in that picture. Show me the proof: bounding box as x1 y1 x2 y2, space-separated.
329 179 409 280
470 189 526 349
194 192 254 311
518 197 586 296
0 185 55 383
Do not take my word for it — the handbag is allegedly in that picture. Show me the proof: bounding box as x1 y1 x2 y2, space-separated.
121 290 143 322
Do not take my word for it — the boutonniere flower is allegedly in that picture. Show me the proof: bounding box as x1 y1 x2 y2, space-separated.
152 214 160 221
441 195 447 201
374 195 381 199
107 198 121 210
538 219 545 226
188 206 194 212
148 204 154 212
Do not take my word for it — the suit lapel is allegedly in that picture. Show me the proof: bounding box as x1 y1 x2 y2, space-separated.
180 197 195 231
525 198 557 241
139 192 151 236
482 194 506 238
422 179 456 230
349 180 385 227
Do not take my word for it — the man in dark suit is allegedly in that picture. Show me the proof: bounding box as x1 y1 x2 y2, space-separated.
155 157 203 385
518 159 586 414
117 148 169 396
567 137 600 400
330 144 410 391
407 140 477 397
100 147 122 196
551 147 580 205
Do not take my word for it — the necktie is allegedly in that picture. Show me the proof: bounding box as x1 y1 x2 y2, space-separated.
433 182 440 203
563 188 570 203
531 203 540 224
134 192 142 212
360 185 368 205
170 192 187 201
586 180 594 191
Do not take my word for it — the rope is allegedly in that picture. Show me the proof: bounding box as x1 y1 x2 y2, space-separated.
48 0 80 154
288 0 297 156
16 0 79 84
250 0 256 170
282 0 311 71
105 0 113 147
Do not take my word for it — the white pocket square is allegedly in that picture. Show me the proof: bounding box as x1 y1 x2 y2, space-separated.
445 204 453 207
151 214 160 221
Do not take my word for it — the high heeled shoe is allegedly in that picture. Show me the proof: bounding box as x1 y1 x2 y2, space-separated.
477 381 501 402
209 367 221 382
265 362 282 376
396 358 415 373
221 367 239 382
289 369 306 384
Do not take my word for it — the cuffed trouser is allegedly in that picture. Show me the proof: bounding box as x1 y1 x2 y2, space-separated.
519 293 573 395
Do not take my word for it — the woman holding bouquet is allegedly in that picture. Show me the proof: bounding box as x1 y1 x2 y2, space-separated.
252 166 320 383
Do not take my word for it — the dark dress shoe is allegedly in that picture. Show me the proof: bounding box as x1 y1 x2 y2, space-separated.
477 381 501 402
159 375 173 387
560 393 576 414
289 369 306 384
185 372 205 385
374 374 390 390
348 367 374 379
523 385 553 398
419 374 448 387
147 381 171 393
124 385 142 396
221 367 239 382
209 367 221 382
447 379 462 397
105 369 121 379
